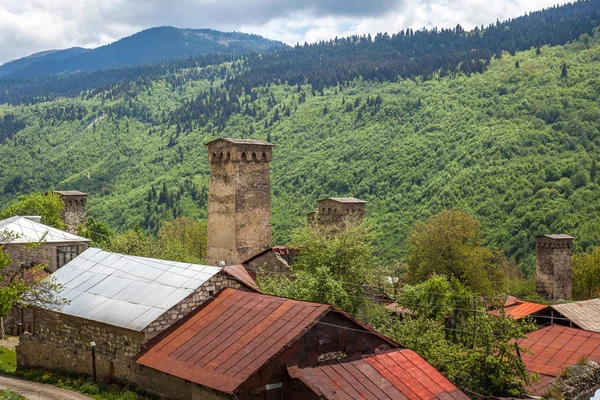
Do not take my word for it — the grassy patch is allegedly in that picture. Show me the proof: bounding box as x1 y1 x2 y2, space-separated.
0 346 16 374
14 368 153 400
0 390 26 400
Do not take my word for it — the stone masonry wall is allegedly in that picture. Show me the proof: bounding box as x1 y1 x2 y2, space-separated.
17 335 229 399
17 310 146 385
32 310 145 359
536 236 573 299
58 194 87 235
143 273 242 339
3 241 89 273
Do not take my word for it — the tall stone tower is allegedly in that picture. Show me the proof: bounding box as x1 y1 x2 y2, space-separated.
54 190 87 234
309 198 366 227
536 234 574 299
206 139 273 266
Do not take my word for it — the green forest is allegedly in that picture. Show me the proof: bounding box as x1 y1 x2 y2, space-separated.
1 3 600 275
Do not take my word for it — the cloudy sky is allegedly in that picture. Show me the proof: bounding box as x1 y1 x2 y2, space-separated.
0 0 570 64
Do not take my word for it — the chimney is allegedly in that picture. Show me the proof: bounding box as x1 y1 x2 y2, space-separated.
310 197 366 227
52 190 87 234
536 234 574 299
24 216 42 224
206 139 273 266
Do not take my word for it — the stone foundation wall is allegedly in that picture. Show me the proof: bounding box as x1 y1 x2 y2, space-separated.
17 335 229 399
30 310 145 360
144 273 243 338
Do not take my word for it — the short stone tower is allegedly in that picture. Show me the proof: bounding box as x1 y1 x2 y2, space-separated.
536 234 574 299
206 138 273 266
310 198 366 226
54 190 87 234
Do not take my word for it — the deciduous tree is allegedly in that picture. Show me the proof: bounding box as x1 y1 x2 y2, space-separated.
406 210 506 295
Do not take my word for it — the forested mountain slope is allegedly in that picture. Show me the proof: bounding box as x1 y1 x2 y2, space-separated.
0 3 599 273
0 48 89 77
1 27 285 80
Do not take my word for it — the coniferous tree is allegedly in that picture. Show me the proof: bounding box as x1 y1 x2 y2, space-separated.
561 61 568 79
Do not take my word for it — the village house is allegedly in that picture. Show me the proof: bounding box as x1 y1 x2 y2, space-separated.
0 215 89 273
17 247 257 382
135 287 469 400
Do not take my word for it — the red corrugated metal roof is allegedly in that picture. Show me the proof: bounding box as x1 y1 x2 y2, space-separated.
551 298 600 332
489 299 548 320
222 265 260 292
288 349 468 400
518 325 600 395
136 288 332 394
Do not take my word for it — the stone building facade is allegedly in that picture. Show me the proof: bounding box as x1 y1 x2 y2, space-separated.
536 234 574 299
206 139 273 266
53 190 87 234
309 197 366 227
3 241 89 273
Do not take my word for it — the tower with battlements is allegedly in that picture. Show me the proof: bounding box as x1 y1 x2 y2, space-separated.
206 139 273 266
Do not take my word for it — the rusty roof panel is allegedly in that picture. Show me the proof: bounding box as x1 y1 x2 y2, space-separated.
489 299 549 320
222 264 260 292
289 349 468 400
551 299 600 332
136 288 330 394
518 325 600 395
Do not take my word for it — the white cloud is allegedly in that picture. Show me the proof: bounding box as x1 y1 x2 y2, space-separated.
0 0 571 64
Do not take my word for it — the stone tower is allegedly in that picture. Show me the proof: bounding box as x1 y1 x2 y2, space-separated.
206 138 273 266
54 190 87 234
310 198 366 226
536 234 574 299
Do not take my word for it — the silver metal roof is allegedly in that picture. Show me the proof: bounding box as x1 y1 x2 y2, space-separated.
47 248 221 331
0 216 89 244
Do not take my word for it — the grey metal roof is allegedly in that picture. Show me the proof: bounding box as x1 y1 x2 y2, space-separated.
0 216 89 244
48 248 221 331
205 138 274 146
318 197 367 203
552 299 600 332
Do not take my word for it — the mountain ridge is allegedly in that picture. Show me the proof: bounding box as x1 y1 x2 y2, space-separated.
2 27 286 80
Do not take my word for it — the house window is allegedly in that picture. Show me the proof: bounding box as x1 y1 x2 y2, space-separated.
57 246 80 268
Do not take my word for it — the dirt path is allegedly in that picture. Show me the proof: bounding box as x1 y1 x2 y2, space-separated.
0 337 19 350
0 374 93 400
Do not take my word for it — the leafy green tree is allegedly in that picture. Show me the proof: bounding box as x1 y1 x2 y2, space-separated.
385 276 536 397
157 217 207 263
572 246 600 300
258 219 379 314
78 217 115 247
0 192 64 229
105 229 158 258
406 210 506 295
